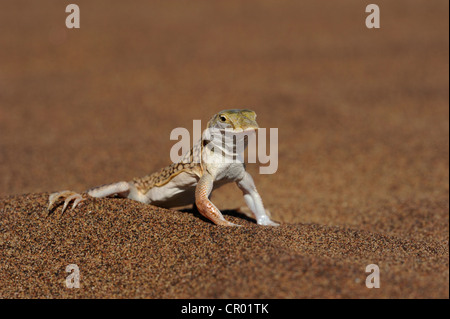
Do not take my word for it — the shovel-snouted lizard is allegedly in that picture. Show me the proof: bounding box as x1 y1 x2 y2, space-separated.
48 109 279 226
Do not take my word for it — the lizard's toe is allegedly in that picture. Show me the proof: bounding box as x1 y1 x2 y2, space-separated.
216 219 242 227
61 193 85 214
48 190 85 214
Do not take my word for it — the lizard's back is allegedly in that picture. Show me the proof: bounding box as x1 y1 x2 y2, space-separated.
128 142 203 208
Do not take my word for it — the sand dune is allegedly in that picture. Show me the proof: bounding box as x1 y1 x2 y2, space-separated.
0 193 447 298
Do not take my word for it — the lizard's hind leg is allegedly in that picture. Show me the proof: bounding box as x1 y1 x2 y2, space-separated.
48 190 86 215
87 181 130 198
48 181 130 215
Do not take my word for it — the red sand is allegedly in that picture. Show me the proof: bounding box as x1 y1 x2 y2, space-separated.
0 1 448 298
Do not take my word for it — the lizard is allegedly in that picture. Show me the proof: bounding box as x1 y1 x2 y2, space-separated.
47 109 279 227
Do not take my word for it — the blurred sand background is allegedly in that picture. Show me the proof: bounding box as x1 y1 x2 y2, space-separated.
0 1 448 298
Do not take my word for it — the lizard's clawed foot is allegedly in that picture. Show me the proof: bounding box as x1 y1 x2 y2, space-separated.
48 190 86 215
237 206 280 226
219 220 242 227
257 218 280 227
258 209 280 226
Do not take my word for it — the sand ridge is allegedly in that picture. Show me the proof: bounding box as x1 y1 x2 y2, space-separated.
0 193 447 298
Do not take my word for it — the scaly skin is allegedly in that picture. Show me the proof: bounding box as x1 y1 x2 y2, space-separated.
48 109 279 226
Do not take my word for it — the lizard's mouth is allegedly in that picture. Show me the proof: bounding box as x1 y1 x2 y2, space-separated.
234 127 258 132
221 127 258 137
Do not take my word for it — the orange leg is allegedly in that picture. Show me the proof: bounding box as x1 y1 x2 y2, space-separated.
195 173 240 226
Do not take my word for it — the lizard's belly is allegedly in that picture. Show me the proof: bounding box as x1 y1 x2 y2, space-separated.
143 172 199 208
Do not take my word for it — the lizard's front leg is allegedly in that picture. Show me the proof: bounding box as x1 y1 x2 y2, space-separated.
195 173 240 226
237 172 279 226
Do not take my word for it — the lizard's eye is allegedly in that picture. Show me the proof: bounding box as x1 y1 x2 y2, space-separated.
219 115 227 122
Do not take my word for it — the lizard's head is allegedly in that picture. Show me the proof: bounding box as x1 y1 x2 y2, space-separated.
207 109 259 132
